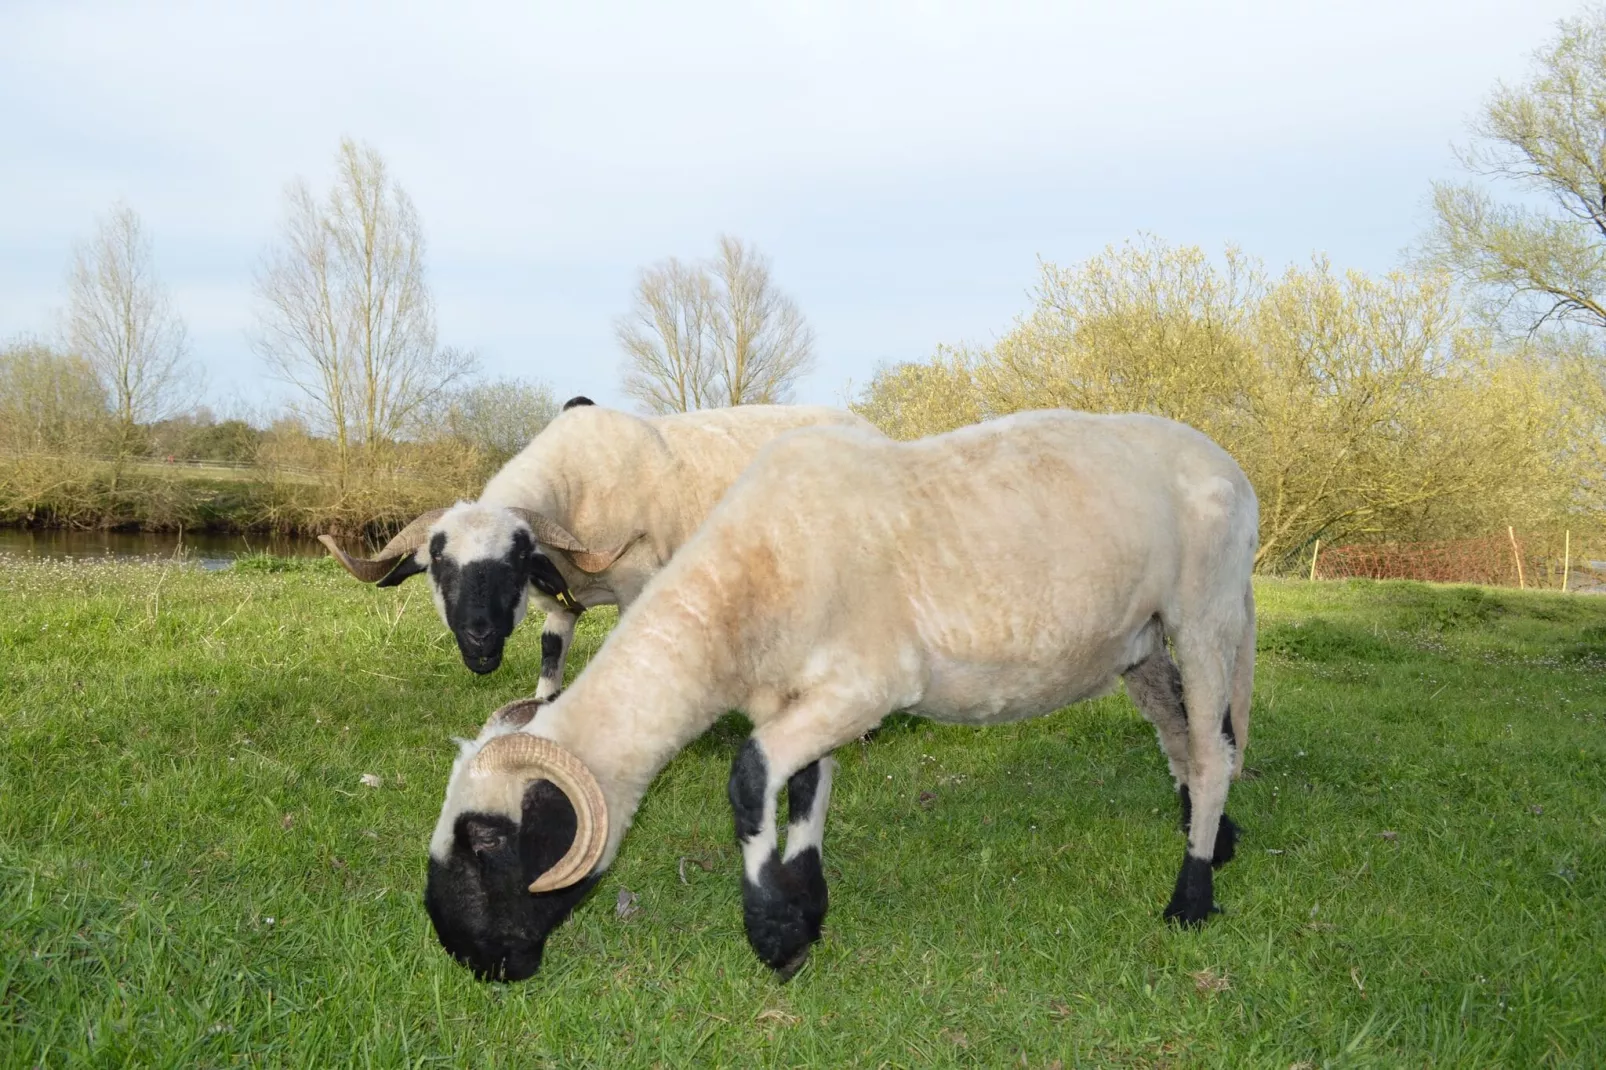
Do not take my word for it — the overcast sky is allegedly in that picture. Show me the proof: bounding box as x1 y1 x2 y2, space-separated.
0 0 1580 416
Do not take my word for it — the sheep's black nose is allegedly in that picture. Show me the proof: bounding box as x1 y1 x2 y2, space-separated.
465 624 493 644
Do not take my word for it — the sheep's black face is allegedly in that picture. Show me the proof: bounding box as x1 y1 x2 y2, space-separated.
382 505 580 675
425 779 600 982
428 528 539 675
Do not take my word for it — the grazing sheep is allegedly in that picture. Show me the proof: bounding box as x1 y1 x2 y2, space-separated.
320 399 874 692
423 410 1258 981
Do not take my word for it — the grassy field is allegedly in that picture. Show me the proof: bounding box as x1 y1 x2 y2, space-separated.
1 558 1603 1068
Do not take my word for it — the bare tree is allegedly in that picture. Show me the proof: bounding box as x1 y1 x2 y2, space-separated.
617 258 720 414
709 236 815 406
67 202 192 462
254 138 475 480
617 237 814 412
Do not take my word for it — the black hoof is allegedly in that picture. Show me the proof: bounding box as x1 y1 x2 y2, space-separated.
1163 855 1219 927
743 849 828 975
772 947 810 983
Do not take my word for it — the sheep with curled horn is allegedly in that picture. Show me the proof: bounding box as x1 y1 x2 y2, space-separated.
319 398 874 692
423 409 1258 983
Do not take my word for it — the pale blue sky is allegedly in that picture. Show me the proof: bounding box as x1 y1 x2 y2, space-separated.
0 0 1581 415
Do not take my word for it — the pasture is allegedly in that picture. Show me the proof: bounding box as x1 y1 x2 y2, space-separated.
1 556 1603 1067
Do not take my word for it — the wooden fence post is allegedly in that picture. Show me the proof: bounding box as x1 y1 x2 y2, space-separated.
1507 526 1525 590
1563 530 1571 594
1309 539 1321 582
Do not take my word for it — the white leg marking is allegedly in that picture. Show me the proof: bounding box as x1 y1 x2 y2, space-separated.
741 773 783 884
783 757 835 864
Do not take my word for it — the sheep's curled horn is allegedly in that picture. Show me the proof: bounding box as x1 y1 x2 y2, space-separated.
317 509 448 583
472 728 608 893
317 509 636 581
506 509 637 574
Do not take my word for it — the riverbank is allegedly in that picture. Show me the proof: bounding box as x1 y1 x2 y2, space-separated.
0 526 325 568
0 451 482 538
3 562 1604 1065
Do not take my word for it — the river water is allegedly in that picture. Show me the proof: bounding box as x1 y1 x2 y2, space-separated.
0 528 325 570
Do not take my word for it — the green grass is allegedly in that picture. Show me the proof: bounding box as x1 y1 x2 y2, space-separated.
2 559 1603 1068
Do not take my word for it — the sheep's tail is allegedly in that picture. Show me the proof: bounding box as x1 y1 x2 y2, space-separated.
1229 582 1255 779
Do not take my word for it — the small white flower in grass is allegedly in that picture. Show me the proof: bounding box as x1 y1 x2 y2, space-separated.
359 773 382 788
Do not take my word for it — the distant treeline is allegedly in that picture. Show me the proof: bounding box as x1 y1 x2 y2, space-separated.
0 340 558 538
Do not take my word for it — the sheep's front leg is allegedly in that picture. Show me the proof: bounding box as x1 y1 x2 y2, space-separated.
534 609 577 700
728 739 835 980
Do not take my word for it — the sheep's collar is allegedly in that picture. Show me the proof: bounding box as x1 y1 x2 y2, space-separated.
552 586 585 614
538 564 584 614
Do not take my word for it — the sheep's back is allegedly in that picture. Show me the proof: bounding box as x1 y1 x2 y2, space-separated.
674 410 1255 716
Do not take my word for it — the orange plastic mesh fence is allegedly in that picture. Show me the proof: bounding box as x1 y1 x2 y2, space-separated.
1313 533 1605 592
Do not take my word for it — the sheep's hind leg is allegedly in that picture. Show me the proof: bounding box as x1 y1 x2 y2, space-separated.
1123 650 1191 826
1163 626 1244 926
534 609 577 700
729 739 836 981
1124 650 1238 861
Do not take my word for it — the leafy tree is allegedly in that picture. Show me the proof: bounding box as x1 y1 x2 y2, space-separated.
1429 7 1606 339
852 347 982 441
855 239 1584 567
0 340 109 454
442 377 559 466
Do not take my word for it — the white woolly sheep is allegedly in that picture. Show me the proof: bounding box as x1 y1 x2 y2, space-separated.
422 409 1258 981
320 398 874 692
